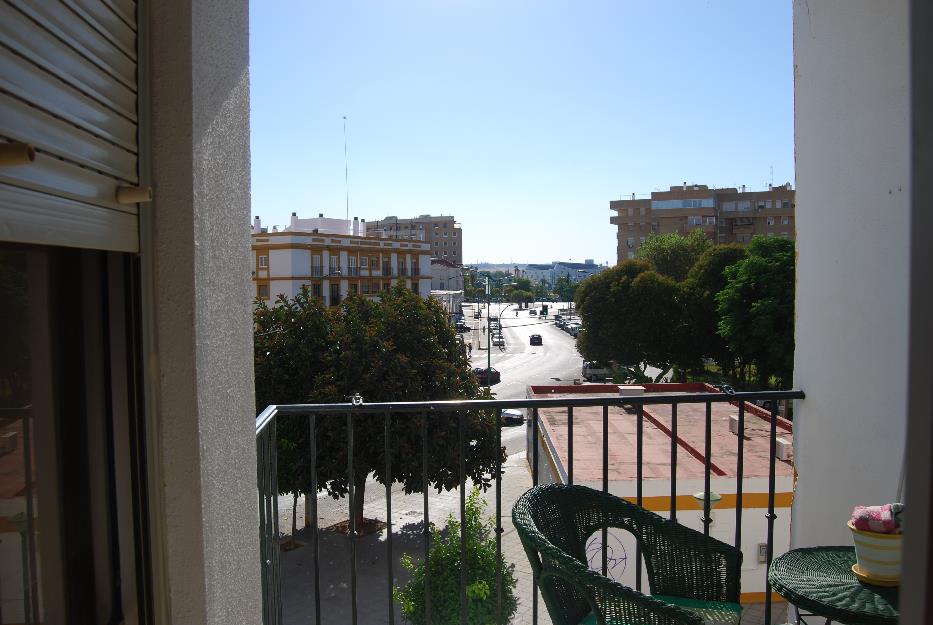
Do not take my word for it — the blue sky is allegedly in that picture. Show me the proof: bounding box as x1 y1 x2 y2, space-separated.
250 1 793 264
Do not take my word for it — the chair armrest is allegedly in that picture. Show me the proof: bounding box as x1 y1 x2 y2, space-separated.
638 516 743 602
547 552 705 625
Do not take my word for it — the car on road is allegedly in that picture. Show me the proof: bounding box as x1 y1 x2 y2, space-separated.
492 335 505 347
473 367 501 385
455 321 469 333
529 309 537 316
529 334 542 346
500 409 525 425
582 361 612 381
473 311 481 319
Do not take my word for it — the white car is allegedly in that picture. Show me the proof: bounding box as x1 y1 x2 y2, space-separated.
492 335 505 346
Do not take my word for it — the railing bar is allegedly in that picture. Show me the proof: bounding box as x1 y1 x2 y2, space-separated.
635 404 643 593
265 390 805 415
256 429 268 625
567 406 574 485
385 412 394 625
765 402 779 625
270 419 282 625
735 402 745 552
348 412 358 625
310 414 321 625
531 408 539 625
496 408 503 624
670 403 678 522
703 401 713 539
459 411 467 625
422 413 431 625
601 403 608 577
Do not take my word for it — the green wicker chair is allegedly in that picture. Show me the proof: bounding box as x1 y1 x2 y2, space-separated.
513 484 744 625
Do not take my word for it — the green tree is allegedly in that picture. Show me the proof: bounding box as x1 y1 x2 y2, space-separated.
553 274 577 302
682 244 749 376
255 284 504 529
395 488 517 625
533 279 549 301
716 236 795 388
575 260 692 382
253 287 333 534
636 229 713 281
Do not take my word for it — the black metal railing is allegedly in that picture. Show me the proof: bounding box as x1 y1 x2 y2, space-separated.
256 389 804 625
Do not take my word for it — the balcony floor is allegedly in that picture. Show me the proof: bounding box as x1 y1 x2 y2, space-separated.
276 452 788 625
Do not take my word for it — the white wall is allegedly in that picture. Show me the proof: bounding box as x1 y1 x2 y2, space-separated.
792 0 910 548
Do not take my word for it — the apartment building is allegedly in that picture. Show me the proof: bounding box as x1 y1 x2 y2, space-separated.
523 260 606 286
366 214 463 264
251 215 432 306
610 183 796 262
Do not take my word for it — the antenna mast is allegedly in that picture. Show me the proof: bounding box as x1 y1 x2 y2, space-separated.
343 116 349 221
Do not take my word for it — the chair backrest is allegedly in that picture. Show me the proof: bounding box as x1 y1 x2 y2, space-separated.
513 484 648 625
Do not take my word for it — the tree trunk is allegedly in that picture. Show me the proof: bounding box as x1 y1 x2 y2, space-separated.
351 475 366 531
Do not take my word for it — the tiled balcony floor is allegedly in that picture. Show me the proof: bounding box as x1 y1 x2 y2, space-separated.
276 453 789 625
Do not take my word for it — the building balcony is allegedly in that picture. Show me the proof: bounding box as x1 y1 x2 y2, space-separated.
311 267 323 277
255 386 803 625
348 267 360 277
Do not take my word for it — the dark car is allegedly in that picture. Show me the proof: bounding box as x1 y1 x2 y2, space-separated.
500 409 525 425
473 367 501 385
455 322 470 333
530 334 542 346
529 309 537 316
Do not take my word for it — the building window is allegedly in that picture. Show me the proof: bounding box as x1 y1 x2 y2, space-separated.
757 201 766 209
639 236 645 244
738 201 751 212
453 231 457 237
360 257 368 268
628 207 634 217
627 251 635 259
782 216 790 225
782 200 791 209
687 216 702 226
704 216 716 225
258 284 269 298
767 217 776 226
312 283 321 297
330 283 340 305
434 242 438 247
766 200 773 208
330 256 340 275
362 281 370 294
722 201 736 212
444 232 448 237
258 255 268 268
383 282 390 292
350 283 359 295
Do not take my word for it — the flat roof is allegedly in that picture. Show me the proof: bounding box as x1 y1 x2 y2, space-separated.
530 383 793 483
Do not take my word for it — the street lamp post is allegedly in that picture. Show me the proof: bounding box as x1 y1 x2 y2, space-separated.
485 278 491 383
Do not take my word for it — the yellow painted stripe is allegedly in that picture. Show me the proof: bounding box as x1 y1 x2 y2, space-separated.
856 554 901 567
740 591 785 604
621 492 793 512
852 540 903 552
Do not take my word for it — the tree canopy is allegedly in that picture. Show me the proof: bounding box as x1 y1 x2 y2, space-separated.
635 229 713 281
575 260 691 382
254 283 503 527
716 236 795 387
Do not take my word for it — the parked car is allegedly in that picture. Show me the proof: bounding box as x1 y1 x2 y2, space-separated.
529 309 537 316
567 324 581 336
473 367 501 385
473 311 481 319
530 334 542 346
500 409 525 425
493 335 505 347
455 322 469 333
582 361 612 381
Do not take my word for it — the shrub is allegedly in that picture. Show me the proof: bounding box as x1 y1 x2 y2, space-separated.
394 488 517 625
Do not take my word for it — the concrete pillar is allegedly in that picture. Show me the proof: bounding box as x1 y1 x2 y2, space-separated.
147 0 260 622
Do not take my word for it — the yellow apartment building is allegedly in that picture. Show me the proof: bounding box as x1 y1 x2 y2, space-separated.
250 216 432 306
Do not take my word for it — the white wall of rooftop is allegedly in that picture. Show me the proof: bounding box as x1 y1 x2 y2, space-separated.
792 0 910 549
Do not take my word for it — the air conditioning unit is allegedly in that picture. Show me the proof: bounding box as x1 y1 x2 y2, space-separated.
729 415 739 435
776 437 792 460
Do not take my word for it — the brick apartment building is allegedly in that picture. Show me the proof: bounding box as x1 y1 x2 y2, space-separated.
366 214 463 264
610 183 796 262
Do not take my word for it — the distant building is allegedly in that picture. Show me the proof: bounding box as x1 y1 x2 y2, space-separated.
430 258 464 291
610 183 796 263
250 215 432 306
523 259 605 286
526 382 794 603
366 214 463 264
